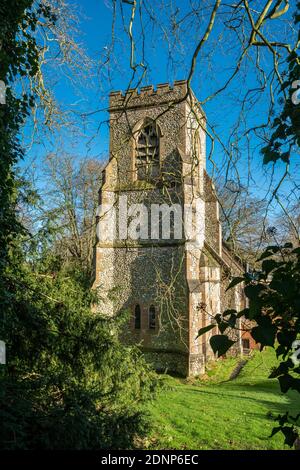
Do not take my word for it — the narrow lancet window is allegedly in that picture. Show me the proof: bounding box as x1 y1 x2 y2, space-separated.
134 304 141 329
149 305 156 330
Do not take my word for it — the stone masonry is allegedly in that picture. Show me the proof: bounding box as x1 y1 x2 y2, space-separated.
93 80 246 376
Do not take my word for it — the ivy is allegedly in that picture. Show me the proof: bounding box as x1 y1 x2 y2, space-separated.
260 5 300 164
0 1 157 449
199 244 300 447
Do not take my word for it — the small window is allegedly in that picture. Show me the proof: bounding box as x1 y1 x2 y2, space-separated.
242 338 250 350
149 305 156 330
134 305 141 329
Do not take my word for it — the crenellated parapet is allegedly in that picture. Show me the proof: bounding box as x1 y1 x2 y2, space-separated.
109 80 189 110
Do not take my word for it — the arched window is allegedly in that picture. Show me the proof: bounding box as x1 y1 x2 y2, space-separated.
149 305 156 330
134 304 141 329
135 120 159 180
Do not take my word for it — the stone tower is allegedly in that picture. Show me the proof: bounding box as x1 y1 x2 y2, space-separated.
94 80 245 376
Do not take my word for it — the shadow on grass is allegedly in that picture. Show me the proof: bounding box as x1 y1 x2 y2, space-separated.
177 381 297 410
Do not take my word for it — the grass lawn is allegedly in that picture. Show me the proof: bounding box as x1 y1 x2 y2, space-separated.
144 348 299 450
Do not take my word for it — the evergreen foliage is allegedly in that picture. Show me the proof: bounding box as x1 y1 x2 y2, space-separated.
0 1 157 450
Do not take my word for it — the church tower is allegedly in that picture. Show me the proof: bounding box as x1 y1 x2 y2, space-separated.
94 80 244 376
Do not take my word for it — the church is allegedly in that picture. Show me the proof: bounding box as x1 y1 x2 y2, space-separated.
93 80 248 376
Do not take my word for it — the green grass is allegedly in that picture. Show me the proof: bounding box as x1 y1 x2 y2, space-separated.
144 349 299 450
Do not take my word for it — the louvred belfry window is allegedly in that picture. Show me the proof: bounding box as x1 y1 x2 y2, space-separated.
135 121 159 180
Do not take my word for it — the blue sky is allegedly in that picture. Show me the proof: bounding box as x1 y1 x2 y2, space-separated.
23 0 299 215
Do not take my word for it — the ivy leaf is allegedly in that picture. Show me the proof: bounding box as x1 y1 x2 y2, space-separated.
278 374 294 393
269 361 290 378
257 246 281 260
197 324 215 338
218 322 228 334
222 309 237 317
210 335 235 357
244 284 266 300
281 426 299 447
262 148 278 164
277 330 297 348
236 308 250 319
228 314 237 328
261 259 279 276
251 317 277 347
226 277 244 291
270 426 281 438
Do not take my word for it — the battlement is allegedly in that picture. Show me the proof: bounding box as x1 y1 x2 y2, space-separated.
109 80 189 110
